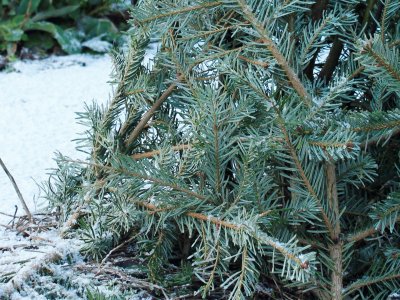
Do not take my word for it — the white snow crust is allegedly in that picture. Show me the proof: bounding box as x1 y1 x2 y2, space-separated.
0 54 112 224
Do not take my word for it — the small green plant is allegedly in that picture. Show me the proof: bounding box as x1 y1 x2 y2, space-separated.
0 0 129 58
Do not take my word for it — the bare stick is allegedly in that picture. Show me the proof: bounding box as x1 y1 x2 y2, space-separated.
130 144 192 160
125 75 183 147
11 205 18 228
0 158 33 223
99 232 140 268
0 211 21 218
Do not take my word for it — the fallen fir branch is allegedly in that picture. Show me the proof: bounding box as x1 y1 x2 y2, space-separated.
75 263 169 299
3 250 62 295
0 244 31 252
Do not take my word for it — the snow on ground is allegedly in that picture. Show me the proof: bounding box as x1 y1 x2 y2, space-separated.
0 55 113 225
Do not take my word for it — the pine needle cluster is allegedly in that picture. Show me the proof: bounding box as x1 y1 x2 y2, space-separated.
44 0 400 299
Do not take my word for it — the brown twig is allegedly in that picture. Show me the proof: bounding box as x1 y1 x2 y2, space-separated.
131 144 192 160
0 211 21 218
99 232 140 268
0 158 33 223
125 76 183 147
318 37 343 84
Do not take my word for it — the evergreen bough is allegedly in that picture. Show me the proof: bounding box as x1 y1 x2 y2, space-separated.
44 0 400 299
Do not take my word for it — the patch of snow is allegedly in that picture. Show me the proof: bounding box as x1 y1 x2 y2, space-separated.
82 37 112 53
389 292 400 299
0 54 112 224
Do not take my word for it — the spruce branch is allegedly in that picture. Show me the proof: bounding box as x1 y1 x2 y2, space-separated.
60 189 98 237
352 119 400 133
360 39 400 82
178 23 249 42
389 39 400 47
212 114 222 195
380 0 390 41
369 192 400 233
347 66 365 81
223 246 257 299
346 226 377 243
135 1 223 25
237 55 269 68
124 88 145 96
200 242 222 297
138 201 314 275
344 258 400 297
308 140 354 150
191 44 249 69
92 34 149 164
236 0 312 106
125 76 183 147
346 273 400 293
43 1 400 298
345 214 400 243
279 121 335 238
64 158 207 201
139 201 240 230
299 14 332 68
379 0 399 41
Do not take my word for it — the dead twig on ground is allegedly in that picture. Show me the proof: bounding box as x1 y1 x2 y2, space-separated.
76 263 169 299
0 158 33 223
0 211 22 218
99 232 141 268
11 205 18 228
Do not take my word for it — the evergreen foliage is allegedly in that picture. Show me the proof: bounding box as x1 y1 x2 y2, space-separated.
44 0 400 298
